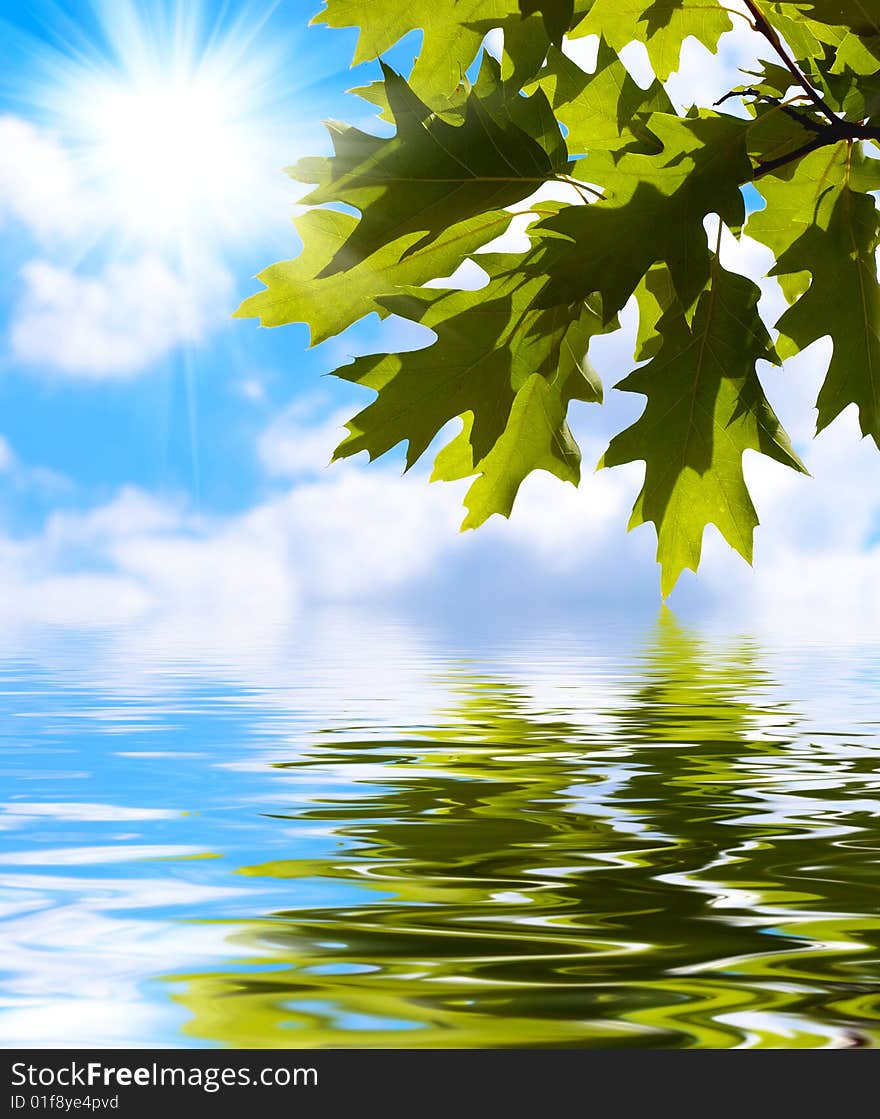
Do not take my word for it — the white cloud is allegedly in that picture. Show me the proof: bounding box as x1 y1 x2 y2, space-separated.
0 392 640 644
238 376 268 403
0 357 877 661
273 467 465 597
484 28 504 60
258 399 351 477
618 40 656 88
498 448 645 568
0 114 241 378
0 116 90 242
0 471 425 632
0 433 71 495
661 325 880 640
10 254 233 378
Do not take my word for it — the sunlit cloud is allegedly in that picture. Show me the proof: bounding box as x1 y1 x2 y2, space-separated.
1 1 316 378
16 0 309 251
11 253 233 378
0 115 88 241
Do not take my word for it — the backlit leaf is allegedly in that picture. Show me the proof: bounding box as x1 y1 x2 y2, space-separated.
569 0 732 81
238 1 880 593
602 264 806 595
291 63 569 275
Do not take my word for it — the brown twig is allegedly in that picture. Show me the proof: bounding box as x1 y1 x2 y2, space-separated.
716 87 825 132
753 117 880 178
742 0 837 123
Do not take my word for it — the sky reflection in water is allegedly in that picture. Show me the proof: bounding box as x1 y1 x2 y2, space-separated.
1 609 880 1048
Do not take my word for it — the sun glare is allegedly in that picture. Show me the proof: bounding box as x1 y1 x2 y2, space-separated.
82 72 259 238
31 1 299 249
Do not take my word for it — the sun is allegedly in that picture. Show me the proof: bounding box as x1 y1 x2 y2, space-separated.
30 1 302 249
79 70 263 241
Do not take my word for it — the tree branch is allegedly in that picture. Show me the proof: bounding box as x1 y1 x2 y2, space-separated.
753 134 831 179
716 88 825 133
742 0 837 123
752 118 880 179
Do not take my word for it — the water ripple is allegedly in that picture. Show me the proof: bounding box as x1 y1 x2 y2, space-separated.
1 612 880 1047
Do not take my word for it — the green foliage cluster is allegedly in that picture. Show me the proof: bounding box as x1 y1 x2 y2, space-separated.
238 1 880 593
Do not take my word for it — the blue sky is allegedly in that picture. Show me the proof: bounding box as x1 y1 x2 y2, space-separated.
0 0 380 519
1 0 879 642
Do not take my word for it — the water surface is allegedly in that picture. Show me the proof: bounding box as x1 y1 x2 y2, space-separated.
2 610 880 1048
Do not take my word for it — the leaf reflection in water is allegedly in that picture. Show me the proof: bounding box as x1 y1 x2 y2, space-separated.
166 614 880 1048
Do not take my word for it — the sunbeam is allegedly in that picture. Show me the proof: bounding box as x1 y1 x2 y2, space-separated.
15 0 309 253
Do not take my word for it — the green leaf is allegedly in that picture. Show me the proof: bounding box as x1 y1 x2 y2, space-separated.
763 5 837 61
331 261 595 470
602 263 806 596
633 264 679 361
747 144 850 304
748 144 880 442
784 1 880 38
312 0 520 102
528 38 673 155
519 0 575 44
736 60 803 99
531 111 751 318
827 32 880 121
774 172 880 444
234 206 516 345
569 0 732 81
240 1 880 594
805 191 880 442
351 50 553 127
314 0 599 101
431 304 606 527
291 63 568 276
731 85 824 169
501 11 555 89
